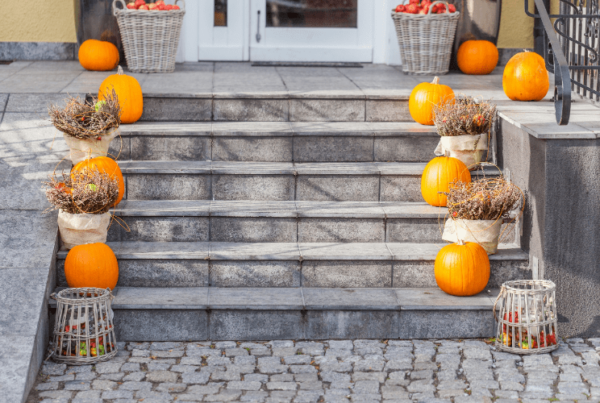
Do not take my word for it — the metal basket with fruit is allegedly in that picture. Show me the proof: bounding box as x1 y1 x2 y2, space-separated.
391 1 460 75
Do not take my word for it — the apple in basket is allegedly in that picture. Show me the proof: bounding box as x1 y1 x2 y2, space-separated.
134 0 145 8
148 3 158 10
171 4 180 10
126 2 136 9
138 4 149 10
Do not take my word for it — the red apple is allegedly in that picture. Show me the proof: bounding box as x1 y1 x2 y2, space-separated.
165 4 173 10
138 4 149 10
406 4 418 13
134 0 146 7
409 0 419 4
419 5 429 14
148 3 158 10
171 4 180 10
155 0 165 4
448 4 456 12
157 3 167 10
126 3 136 9
395 5 405 12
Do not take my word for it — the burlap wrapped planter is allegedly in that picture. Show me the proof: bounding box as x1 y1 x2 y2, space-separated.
442 217 502 254
63 129 119 165
58 211 111 250
435 134 488 169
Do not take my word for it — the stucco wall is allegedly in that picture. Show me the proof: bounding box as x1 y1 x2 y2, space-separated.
0 0 76 43
497 0 559 49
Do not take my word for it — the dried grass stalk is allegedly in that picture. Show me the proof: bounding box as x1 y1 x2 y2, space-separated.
48 90 120 140
444 177 523 221
43 170 119 215
433 96 497 137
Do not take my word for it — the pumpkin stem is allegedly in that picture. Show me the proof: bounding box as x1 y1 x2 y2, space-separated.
432 76 440 85
457 239 466 246
117 65 124 75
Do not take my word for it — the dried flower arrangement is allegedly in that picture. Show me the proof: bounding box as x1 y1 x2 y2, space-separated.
433 96 497 137
444 177 523 221
48 90 121 140
43 170 119 215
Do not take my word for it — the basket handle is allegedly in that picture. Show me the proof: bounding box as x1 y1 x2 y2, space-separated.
113 0 126 16
175 0 186 10
428 1 451 15
492 285 506 322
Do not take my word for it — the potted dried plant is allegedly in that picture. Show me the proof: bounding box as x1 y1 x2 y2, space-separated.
441 176 523 254
49 91 121 164
433 96 496 169
43 169 119 250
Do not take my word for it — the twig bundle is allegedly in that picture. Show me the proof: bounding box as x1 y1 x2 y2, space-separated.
48 90 121 140
43 170 119 215
444 177 523 221
433 96 497 137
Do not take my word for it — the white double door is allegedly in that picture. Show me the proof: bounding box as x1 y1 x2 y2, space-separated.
195 0 374 62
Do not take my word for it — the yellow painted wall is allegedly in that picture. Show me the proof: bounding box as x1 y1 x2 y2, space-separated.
497 0 559 48
0 0 76 42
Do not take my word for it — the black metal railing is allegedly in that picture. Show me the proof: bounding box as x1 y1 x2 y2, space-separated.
525 0 600 125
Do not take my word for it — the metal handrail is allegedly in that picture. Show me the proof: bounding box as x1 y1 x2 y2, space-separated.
525 0 600 125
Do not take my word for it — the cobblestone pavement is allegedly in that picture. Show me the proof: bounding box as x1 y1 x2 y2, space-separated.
28 338 600 403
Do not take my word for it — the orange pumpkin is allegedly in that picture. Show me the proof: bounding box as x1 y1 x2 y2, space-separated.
409 77 455 125
65 243 119 290
457 40 499 75
98 66 143 124
72 156 124 207
503 51 550 101
434 241 490 296
421 156 471 207
78 39 120 71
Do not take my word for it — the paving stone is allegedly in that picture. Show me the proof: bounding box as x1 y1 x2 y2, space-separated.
123 372 146 381
91 379 117 390
284 355 312 365
228 381 263 390
119 381 153 391
102 390 135 399
267 382 298 391
42 363 67 376
156 382 188 392
95 361 123 374
99 372 126 381
36 382 60 391
39 390 74 399
64 381 91 391
72 390 102 403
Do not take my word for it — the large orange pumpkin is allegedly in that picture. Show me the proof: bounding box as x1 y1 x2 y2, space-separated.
64 243 119 290
98 66 143 124
72 156 124 207
434 241 490 296
503 51 549 101
421 156 471 207
457 40 499 75
409 77 455 125
78 40 120 71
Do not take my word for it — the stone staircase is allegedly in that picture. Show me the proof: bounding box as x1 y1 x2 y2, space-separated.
55 95 530 341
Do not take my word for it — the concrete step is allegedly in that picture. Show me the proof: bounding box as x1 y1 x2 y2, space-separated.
119 161 497 202
56 242 528 289
114 122 439 162
106 200 518 244
139 93 410 123
49 286 500 341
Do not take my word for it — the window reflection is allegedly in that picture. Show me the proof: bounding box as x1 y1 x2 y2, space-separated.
266 0 357 28
214 0 227 26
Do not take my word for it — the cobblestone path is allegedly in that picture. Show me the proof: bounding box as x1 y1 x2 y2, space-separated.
28 338 600 403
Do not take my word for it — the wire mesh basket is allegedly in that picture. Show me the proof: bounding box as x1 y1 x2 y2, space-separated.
391 2 460 75
113 0 185 73
51 288 118 365
494 280 559 354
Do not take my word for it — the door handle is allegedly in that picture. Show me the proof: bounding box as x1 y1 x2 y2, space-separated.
256 10 261 43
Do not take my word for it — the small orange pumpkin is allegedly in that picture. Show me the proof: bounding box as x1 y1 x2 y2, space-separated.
78 39 120 71
409 77 455 125
503 51 550 101
457 40 499 75
64 243 119 290
72 156 124 207
98 66 143 124
421 156 471 207
434 241 490 296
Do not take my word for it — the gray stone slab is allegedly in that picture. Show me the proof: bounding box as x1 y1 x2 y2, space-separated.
1 42 75 61
375 162 427 175
298 218 384 242
130 136 211 161
386 218 442 243
289 99 365 122
119 122 212 136
208 288 304 310
114 310 208 341
294 162 379 175
104 241 209 260
5 93 86 113
212 161 295 175
120 160 212 174
299 243 392 260
296 175 379 201
293 137 373 162
306 311 399 339
114 287 209 309
301 261 392 288
126 174 211 200
303 288 398 310
0 335 38 403
0 93 7 111
209 310 304 341
398 310 494 339
142 71 213 95
213 137 293 162
212 122 293 136
210 217 297 242
113 200 211 217
396 289 494 310
212 175 295 201
141 97 212 121
213 99 289 121
209 242 300 260
366 100 411 122
0 72 82 92
374 136 439 162
296 201 385 218
109 217 210 242
379 176 426 202
291 122 374 136
210 261 301 287
210 201 297 217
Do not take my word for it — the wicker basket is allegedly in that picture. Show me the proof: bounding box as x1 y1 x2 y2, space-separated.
494 280 559 354
51 288 118 365
113 0 185 73
391 2 460 75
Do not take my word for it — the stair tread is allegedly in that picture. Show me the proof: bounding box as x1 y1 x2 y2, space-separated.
57 241 527 261
120 161 499 176
50 286 499 310
119 121 437 137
